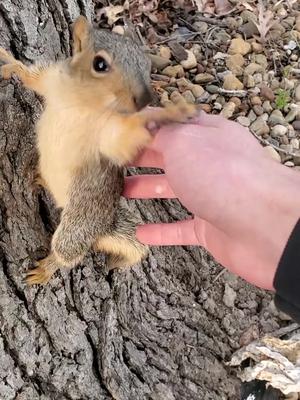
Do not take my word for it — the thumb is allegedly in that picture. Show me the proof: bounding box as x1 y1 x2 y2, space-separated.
136 219 203 246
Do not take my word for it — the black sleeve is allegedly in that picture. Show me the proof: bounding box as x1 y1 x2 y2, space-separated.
273 219 300 323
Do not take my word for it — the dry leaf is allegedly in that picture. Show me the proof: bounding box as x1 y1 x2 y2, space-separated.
193 0 233 15
239 0 255 11
215 0 233 14
193 0 206 12
229 335 300 395
252 0 276 43
97 5 125 26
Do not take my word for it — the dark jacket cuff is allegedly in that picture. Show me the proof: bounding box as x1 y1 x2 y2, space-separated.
273 219 300 323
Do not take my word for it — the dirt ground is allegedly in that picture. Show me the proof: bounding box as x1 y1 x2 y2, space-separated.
0 1 299 399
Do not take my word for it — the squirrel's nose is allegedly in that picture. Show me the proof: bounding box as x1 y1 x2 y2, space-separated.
134 87 153 111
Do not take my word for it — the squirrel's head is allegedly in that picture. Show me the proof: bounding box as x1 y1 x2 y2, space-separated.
69 16 152 112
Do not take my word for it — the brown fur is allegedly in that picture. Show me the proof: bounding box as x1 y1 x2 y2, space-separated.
0 16 197 285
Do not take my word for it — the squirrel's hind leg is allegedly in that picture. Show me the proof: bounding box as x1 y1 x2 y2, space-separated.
26 205 95 285
94 207 148 269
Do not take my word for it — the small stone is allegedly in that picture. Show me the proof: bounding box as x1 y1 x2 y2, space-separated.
250 117 270 135
195 73 214 84
160 91 170 106
162 65 185 78
176 77 192 92
221 101 236 119
216 96 226 106
193 20 208 33
271 124 288 137
264 146 281 162
253 105 264 116
159 46 171 60
295 84 300 102
226 54 245 75
182 90 195 104
284 40 297 51
191 84 204 98
292 120 300 131
251 42 263 53
253 54 268 68
214 30 231 44
244 63 262 75
251 96 262 106
281 136 290 146
214 102 223 111
199 104 212 113
248 109 257 123
228 37 251 55
291 138 299 149
180 50 197 70
223 284 236 308
170 90 185 103
149 54 171 70
240 10 256 23
280 144 293 153
253 73 263 85
296 15 300 32
239 325 259 347
230 97 241 108
237 116 250 127
285 108 299 123
239 21 259 38
293 151 300 166
196 91 210 103
245 75 255 88
260 84 275 101
271 79 280 90
280 78 295 90
269 110 286 126
285 161 294 167
112 25 125 35
290 54 298 61
223 74 244 90
205 85 219 94
263 100 273 113
288 126 296 139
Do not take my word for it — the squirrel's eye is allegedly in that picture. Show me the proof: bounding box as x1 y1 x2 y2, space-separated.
93 56 110 73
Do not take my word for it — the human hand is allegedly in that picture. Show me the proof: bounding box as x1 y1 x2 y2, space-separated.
124 112 300 290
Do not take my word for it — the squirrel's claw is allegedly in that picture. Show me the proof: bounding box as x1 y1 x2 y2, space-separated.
26 257 56 285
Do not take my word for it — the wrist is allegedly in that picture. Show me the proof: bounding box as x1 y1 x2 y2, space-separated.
259 161 300 283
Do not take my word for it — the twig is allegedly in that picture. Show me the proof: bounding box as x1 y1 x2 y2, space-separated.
193 15 227 27
218 88 248 97
213 269 226 282
269 323 299 338
135 26 147 47
155 32 198 45
251 131 299 158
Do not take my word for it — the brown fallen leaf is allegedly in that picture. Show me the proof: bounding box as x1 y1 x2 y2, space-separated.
252 0 276 43
96 5 125 26
193 0 233 14
214 0 233 14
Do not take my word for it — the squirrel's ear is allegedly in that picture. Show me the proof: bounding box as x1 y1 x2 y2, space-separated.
72 16 92 54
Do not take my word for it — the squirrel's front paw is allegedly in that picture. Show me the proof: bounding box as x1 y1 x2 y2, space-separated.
166 101 198 123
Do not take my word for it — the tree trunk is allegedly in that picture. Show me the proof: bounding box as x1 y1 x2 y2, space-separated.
0 1 284 399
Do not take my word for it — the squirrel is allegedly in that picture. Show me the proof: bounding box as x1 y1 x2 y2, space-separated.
0 16 197 285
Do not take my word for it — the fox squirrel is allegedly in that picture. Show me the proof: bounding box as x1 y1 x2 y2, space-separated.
0 16 197 285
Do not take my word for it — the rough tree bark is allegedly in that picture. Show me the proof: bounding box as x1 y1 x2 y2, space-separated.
0 1 286 399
